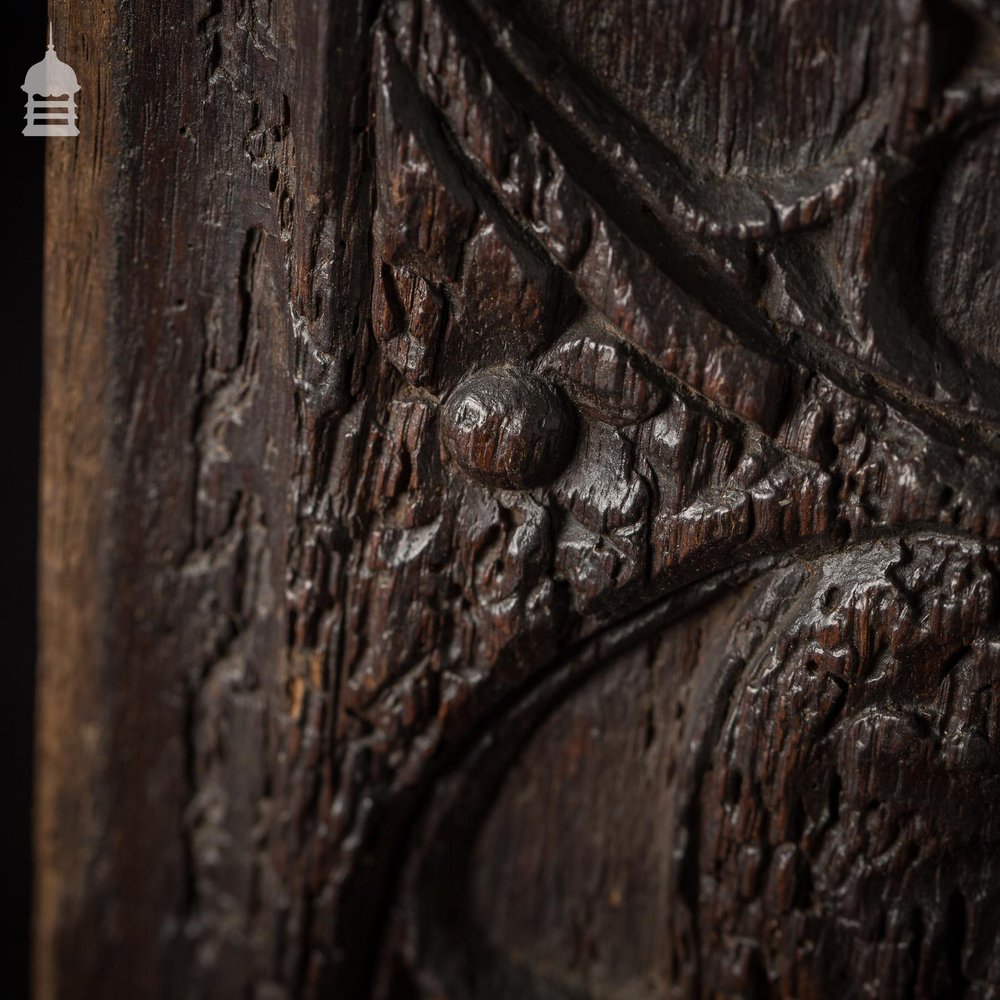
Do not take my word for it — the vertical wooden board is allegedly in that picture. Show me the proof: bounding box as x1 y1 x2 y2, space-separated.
35 0 370 996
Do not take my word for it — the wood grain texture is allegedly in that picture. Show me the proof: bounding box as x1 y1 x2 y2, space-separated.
36 0 1000 998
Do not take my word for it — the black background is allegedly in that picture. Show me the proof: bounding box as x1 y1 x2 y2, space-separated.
8 3 46 996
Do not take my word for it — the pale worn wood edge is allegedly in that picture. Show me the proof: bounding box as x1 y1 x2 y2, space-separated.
34 1 122 996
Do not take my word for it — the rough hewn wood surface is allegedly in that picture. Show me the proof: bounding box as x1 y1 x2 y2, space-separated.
37 0 1000 998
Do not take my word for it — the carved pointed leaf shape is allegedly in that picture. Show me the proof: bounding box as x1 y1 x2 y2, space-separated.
537 309 667 426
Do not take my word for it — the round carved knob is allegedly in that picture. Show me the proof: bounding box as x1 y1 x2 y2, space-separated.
441 368 576 489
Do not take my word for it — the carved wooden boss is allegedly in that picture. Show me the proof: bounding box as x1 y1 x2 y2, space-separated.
37 0 1000 997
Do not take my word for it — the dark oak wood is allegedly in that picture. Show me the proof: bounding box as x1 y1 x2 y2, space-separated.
36 0 1000 998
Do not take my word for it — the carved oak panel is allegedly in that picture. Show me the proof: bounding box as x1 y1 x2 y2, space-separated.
36 0 1000 998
